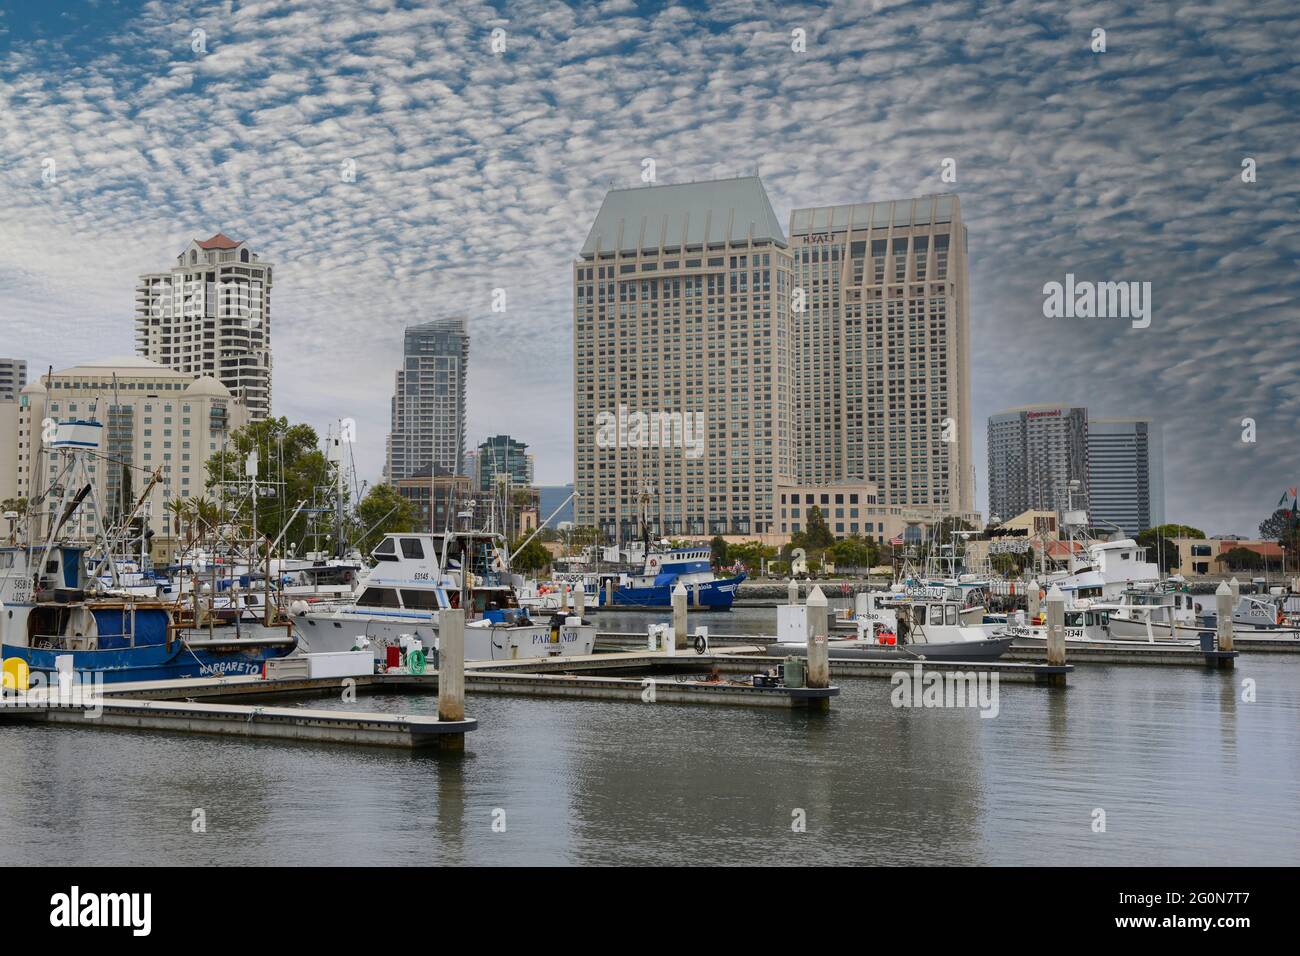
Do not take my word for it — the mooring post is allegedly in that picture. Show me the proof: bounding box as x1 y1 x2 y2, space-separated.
1045 584 1067 677
1028 579 1041 625
788 578 799 605
805 586 830 709
438 607 466 751
606 578 615 607
1215 581 1234 666
574 580 585 618
560 582 569 613
1228 576 1240 602
672 580 688 649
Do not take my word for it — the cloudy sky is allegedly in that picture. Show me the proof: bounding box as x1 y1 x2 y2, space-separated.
1 0 1296 536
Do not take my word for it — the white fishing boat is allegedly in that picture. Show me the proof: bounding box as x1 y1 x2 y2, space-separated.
1102 588 1300 646
292 531 596 661
775 592 1012 662
1001 603 1198 648
1043 538 1162 601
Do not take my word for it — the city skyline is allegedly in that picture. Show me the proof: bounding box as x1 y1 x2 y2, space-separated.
2 1 1298 536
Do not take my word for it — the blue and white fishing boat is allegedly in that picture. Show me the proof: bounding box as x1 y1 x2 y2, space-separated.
1 544 296 683
611 546 745 609
0 418 294 683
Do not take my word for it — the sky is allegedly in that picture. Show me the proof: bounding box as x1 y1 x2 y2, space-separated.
0 0 1297 537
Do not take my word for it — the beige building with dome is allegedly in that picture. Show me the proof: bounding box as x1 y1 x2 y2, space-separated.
13 356 247 560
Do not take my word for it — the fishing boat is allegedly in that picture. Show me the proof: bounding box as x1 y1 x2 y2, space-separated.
1101 588 1300 646
773 592 1012 662
293 531 596 661
1 544 295 682
610 545 745 609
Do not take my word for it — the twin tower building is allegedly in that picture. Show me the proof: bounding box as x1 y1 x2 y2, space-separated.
573 177 974 545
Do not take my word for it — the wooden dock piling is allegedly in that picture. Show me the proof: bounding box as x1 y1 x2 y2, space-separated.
438 607 466 750
1215 581 1235 666
1044 584 1068 684
805 586 830 710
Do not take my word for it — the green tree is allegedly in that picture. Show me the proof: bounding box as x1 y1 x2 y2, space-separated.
1136 527 1187 574
205 417 333 549
1147 523 1205 540
1216 547 1266 572
728 540 776 572
510 535 552 573
353 483 417 553
1 496 28 516
829 535 875 572
710 535 729 568
800 506 835 551
1259 508 1300 552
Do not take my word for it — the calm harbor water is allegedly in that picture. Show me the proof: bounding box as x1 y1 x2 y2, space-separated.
1 604 1297 866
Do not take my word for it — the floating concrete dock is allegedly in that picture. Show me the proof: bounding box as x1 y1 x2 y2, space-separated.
88 649 834 710
1005 643 1237 667
453 670 837 709
0 692 475 749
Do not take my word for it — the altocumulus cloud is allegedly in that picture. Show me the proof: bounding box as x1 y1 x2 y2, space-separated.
0 0 1297 534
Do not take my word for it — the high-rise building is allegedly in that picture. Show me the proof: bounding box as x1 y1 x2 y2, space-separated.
573 177 793 541
787 195 974 517
987 404 1089 523
134 234 273 420
0 397 18 503
14 357 247 560
475 434 533 491
1088 418 1164 536
385 317 469 481
0 358 27 400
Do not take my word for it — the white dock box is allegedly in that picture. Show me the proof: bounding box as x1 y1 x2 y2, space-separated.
264 657 311 680
306 650 375 679
777 604 810 643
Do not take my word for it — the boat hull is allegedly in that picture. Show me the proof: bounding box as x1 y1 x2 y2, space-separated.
611 574 745 609
3 639 294 683
770 636 1014 663
296 610 597 661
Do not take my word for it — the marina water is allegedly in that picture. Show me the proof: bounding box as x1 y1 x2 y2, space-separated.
1 603 1295 865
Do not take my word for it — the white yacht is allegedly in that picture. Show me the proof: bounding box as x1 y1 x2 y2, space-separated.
292 532 597 661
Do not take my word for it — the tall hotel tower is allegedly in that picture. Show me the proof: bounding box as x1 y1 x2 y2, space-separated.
787 195 974 516
987 404 1089 522
573 177 793 541
386 317 469 481
134 234 273 420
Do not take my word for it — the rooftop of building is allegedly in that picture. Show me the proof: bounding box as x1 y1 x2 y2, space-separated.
789 194 960 236
580 176 785 256
989 403 1087 418
196 232 242 250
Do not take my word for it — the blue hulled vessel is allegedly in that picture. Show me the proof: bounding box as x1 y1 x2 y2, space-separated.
1 544 296 683
611 546 746 609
